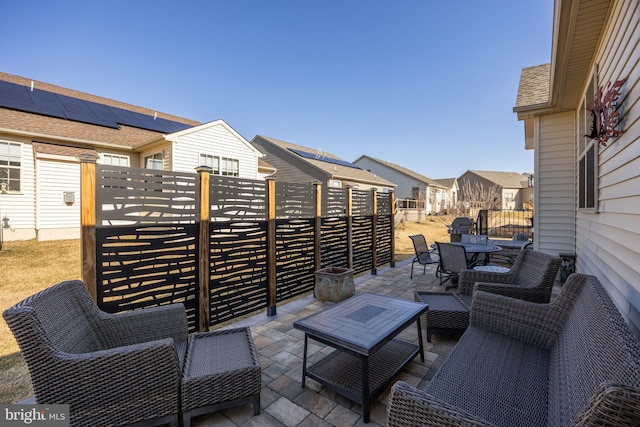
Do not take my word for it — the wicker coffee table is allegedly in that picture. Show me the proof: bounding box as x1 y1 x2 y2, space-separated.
181 328 261 427
414 291 472 342
294 293 427 423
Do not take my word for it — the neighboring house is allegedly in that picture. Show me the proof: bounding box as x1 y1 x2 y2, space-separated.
0 72 266 242
250 136 396 192
513 0 640 336
434 178 460 212
458 170 533 210
149 120 264 178
352 155 449 218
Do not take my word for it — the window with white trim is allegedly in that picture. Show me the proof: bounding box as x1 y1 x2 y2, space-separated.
579 75 597 211
199 153 220 174
102 153 130 166
144 153 163 170
220 157 239 177
0 141 21 192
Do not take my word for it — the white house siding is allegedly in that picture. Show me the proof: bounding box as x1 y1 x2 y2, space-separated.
575 0 640 335
535 112 576 255
354 157 443 217
139 145 171 170
35 157 80 241
0 137 36 241
171 123 258 179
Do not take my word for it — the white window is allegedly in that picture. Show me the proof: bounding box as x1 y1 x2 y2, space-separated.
144 153 163 170
579 75 597 211
102 153 130 166
199 154 220 174
505 192 514 203
0 141 21 192
220 157 239 177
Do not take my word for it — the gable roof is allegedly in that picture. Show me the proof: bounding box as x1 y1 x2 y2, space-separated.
354 154 445 188
434 178 457 189
461 170 530 188
164 119 263 157
0 71 200 150
514 0 614 116
514 63 551 110
254 136 396 187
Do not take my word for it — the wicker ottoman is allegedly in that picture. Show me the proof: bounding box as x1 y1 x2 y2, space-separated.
414 292 471 342
181 327 261 427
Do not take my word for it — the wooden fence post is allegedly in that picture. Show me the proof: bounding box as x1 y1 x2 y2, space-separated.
371 188 378 275
266 178 277 316
313 181 322 272
389 190 396 268
196 166 212 332
79 154 98 300
346 185 353 269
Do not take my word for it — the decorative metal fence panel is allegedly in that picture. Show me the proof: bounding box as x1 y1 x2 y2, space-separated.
276 181 316 218
376 213 392 266
95 165 200 329
352 216 374 274
321 217 349 268
326 187 348 216
275 218 316 301
88 164 394 331
352 189 373 216
209 176 268 325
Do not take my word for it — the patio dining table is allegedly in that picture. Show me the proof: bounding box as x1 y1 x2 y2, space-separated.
433 242 502 265
455 242 502 265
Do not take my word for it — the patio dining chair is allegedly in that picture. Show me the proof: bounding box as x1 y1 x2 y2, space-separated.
409 234 438 279
3 280 188 427
435 242 470 288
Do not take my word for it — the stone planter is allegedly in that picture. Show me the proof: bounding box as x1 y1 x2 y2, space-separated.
314 267 355 303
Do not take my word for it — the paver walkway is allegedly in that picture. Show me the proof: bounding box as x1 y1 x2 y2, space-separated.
192 258 459 426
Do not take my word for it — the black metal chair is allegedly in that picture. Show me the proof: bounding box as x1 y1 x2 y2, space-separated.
409 234 438 279
435 242 470 288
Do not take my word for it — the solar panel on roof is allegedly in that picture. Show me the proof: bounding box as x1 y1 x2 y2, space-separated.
0 81 34 111
155 117 192 133
89 102 123 124
58 94 119 128
0 79 193 133
288 148 362 169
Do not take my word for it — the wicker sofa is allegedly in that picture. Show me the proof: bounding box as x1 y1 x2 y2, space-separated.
388 274 640 426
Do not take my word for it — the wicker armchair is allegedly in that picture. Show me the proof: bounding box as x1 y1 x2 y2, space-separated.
3 280 188 427
458 248 562 303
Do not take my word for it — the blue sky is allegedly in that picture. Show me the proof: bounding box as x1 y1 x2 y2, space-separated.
1 1 552 179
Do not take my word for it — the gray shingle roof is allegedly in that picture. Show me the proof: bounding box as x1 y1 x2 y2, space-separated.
257 136 396 187
0 72 200 149
463 170 530 188
514 63 551 108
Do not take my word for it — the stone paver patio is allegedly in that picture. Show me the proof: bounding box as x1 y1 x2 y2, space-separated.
192 258 460 427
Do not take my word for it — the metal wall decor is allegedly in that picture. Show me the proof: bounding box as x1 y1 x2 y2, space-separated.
586 77 627 147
